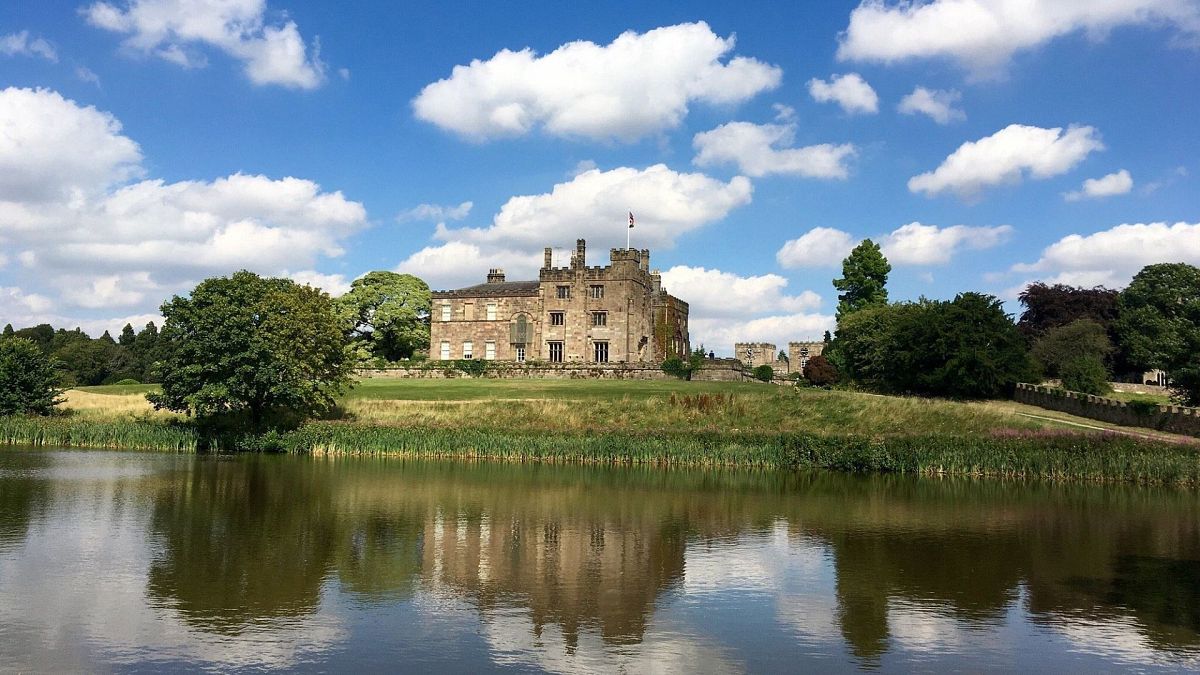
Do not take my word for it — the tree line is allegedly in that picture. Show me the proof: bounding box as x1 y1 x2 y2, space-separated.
823 240 1200 405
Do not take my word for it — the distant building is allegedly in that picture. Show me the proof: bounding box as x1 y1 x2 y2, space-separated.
734 341 825 376
430 239 689 364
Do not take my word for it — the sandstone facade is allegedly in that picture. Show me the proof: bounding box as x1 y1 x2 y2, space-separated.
430 239 689 364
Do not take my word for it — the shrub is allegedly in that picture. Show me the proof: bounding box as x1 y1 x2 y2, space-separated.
453 359 488 378
753 365 774 382
114 378 141 385
0 338 66 415
661 356 689 379
803 355 839 386
1060 355 1112 396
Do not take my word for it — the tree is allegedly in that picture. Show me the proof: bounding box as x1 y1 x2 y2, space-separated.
1115 263 1200 405
908 293 1033 399
0 338 65 415
1031 319 1113 379
335 272 431 362
2 324 13 338
833 239 890 319
1017 283 1119 340
149 271 354 430
803 355 838 386
52 339 116 386
1060 355 1112 396
13 324 54 352
119 323 137 347
753 365 774 382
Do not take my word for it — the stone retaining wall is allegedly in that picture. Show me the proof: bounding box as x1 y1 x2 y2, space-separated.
358 359 754 382
1014 383 1200 438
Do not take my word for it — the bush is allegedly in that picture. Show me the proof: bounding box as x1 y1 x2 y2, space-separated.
753 365 774 382
1060 355 1112 396
453 359 488 378
803 355 839 386
0 338 66 415
1126 398 1162 416
114 378 141 385
661 356 689 379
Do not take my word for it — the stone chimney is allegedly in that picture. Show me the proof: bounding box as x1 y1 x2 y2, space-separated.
571 238 586 269
486 268 505 283
543 247 553 269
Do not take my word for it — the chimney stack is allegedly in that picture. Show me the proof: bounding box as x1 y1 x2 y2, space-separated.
486 268 505 283
543 247 553 269
572 238 586 269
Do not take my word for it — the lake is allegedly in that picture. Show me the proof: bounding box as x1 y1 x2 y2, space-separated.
1 449 1198 672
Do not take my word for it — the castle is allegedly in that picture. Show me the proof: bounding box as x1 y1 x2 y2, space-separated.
734 341 826 376
430 239 690 364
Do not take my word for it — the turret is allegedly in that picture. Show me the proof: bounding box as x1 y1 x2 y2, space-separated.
543 247 553 270
486 268 505 283
571 239 587 269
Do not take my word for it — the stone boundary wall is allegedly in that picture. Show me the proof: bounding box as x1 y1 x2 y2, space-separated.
358 359 754 382
1014 383 1200 438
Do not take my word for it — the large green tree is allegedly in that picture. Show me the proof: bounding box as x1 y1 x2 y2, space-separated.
1115 263 1200 405
1031 319 1113 379
148 271 354 429
833 239 891 319
335 272 431 362
0 338 65 415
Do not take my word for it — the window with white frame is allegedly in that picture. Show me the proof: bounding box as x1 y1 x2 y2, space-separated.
548 341 563 363
486 303 497 320
593 341 609 363
516 346 526 362
440 341 450 360
590 285 604 299
440 303 451 322
462 341 473 359
485 341 496 360
550 312 565 326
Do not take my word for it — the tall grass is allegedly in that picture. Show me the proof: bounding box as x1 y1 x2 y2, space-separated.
0 416 198 452
284 422 1200 485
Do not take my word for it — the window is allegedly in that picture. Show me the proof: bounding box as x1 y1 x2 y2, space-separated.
593 341 609 363
440 341 450 360
548 341 563 363
550 312 565 326
486 303 497 321
590 285 604 299
556 285 570 299
591 311 607 327
463 302 473 320
485 341 496 360
516 346 526 363
462 342 473 359
440 304 451 322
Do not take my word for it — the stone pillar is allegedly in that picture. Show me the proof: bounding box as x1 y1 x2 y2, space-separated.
543 247 553 270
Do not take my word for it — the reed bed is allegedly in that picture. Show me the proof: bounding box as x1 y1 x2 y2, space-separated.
0 416 199 452
285 423 1200 485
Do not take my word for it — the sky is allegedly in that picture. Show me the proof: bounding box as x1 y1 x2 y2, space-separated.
0 0 1197 354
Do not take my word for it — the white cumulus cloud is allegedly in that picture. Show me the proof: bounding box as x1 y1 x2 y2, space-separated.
0 87 366 322
837 0 1200 77
1063 169 1134 201
807 73 879 114
692 122 857 179
897 87 965 124
660 266 822 319
411 22 782 142
0 30 58 61
690 313 835 354
397 201 473 222
398 164 751 289
777 222 1011 269
881 222 1013 265
83 0 326 89
1011 221 1200 289
776 227 858 268
909 123 1104 199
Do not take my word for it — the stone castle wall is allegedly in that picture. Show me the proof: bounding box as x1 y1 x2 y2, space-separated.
1014 383 1200 438
359 360 752 382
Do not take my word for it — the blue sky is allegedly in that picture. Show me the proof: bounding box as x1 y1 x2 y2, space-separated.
1 0 1197 352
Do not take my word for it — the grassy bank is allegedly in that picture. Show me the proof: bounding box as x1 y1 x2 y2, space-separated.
3 378 1197 484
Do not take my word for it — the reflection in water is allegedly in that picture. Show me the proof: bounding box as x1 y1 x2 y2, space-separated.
0 450 1199 672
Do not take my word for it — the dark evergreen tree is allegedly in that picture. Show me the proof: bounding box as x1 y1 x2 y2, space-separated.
119 323 137 347
833 239 891 320
2 324 13 338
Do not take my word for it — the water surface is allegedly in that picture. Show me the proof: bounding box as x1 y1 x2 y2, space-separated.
1 449 1199 672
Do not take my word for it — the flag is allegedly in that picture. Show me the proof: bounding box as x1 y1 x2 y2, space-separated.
628 212 635 229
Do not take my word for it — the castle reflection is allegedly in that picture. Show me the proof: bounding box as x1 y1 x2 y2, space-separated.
5 450 1195 668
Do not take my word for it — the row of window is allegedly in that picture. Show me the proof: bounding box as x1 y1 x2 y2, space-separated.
549 311 607 326
555 284 605 299
440 341 610 363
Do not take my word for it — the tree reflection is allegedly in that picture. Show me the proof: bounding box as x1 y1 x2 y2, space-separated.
0 451 52 550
